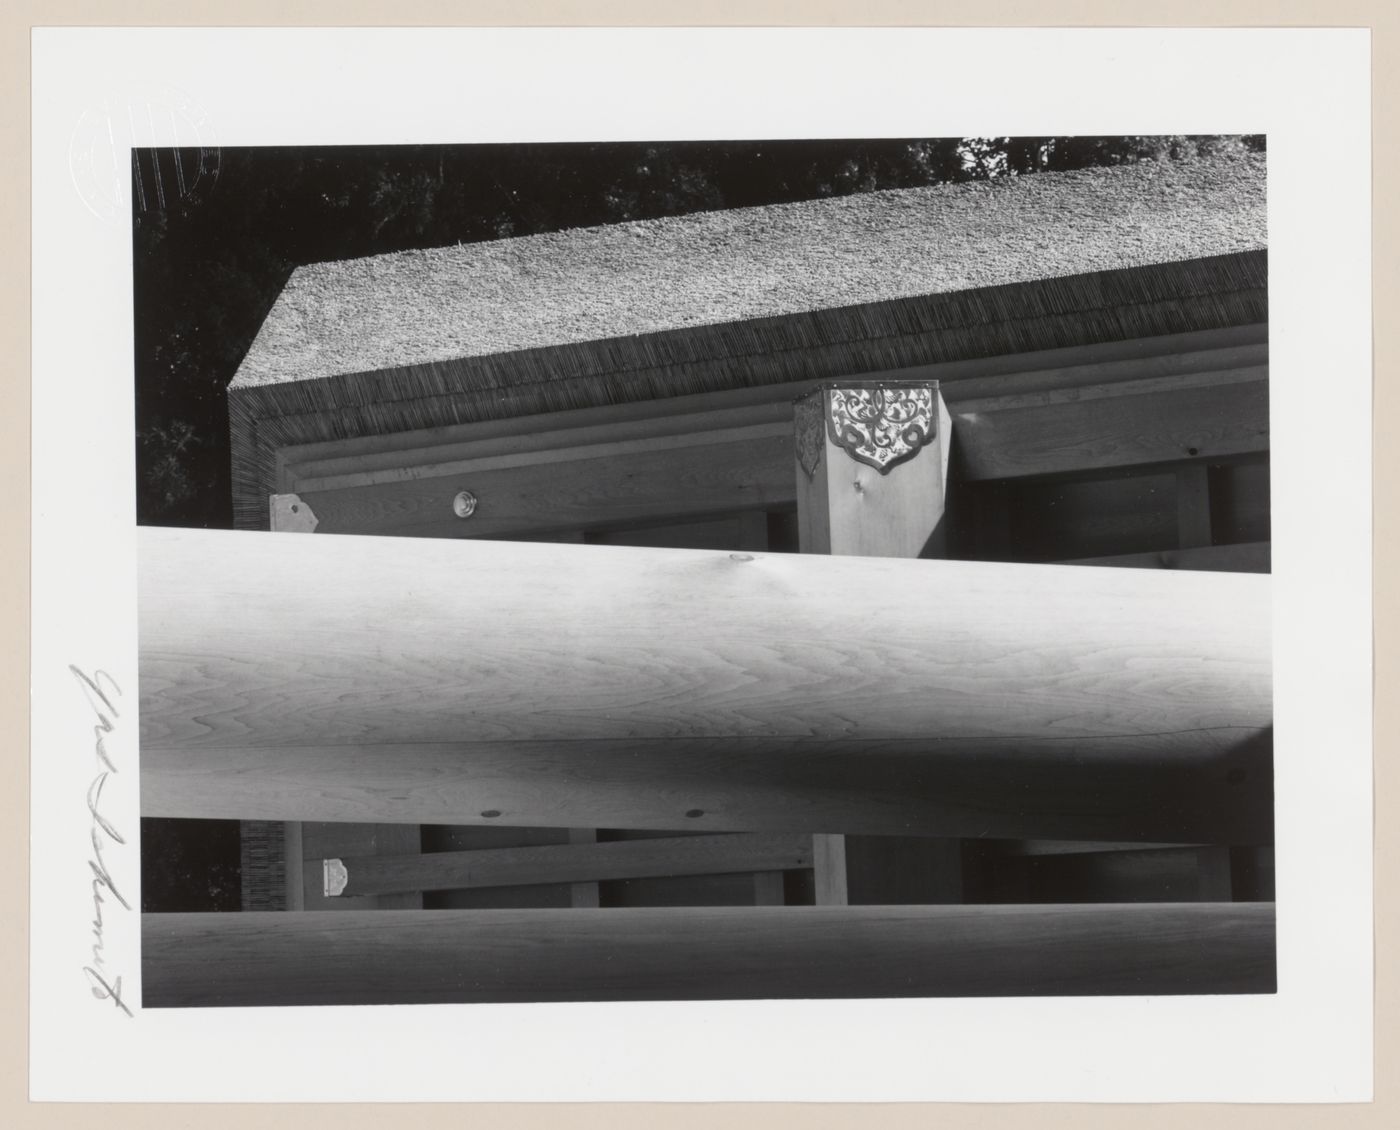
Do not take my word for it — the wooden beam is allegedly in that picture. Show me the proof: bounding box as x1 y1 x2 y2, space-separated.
293 422 794 541
139 529 1272 842
951 369 1267 481
142 903 1277 1007
322 833 814 898
140 530 1271 754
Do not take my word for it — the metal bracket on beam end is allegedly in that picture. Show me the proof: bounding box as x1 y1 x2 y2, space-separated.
322 858 348 897
270 493 320 533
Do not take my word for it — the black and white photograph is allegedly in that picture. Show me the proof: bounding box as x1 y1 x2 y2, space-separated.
28 26 1373 1105
132 134 1277 1006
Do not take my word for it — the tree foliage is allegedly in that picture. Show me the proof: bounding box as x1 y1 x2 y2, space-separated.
133 135 1264 529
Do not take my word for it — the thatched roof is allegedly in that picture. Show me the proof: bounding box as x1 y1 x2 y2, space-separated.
232 152 1265 391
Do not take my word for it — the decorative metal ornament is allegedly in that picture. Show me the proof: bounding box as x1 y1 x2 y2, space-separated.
827 386 936 474
794 394 825 480
269 492 320 533
452 490 478 518
323 858 348 897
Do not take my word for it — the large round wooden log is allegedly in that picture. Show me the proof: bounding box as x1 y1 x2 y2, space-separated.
138 528 1272 841
141 903 1277 1006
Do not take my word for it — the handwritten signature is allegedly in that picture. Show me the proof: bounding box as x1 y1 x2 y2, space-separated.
71 665 133 1018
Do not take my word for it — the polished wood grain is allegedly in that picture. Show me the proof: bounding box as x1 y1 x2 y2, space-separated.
140 528 1272 841
329 833 813 897
142 902 1277 1006
140 529 1271 750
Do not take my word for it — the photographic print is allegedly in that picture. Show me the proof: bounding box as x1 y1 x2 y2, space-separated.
133 135 1276 1007
29 26 1372 1104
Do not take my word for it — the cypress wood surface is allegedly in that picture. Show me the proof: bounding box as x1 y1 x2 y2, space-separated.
140 529 1270 749
142 903 1277 1007
140 528 1272 841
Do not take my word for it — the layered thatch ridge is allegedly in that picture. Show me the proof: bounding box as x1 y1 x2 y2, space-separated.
233 152 1265 391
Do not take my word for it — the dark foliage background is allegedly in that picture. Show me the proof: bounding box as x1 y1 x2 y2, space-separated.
133 134 1263 911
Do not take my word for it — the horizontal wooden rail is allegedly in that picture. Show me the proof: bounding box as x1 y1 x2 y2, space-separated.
140 529 1272 842
142 903 1277 1006
272 365 1268 539
324 833 813 898
275 326 1268 487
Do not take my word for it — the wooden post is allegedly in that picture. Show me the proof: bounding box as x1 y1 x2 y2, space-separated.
142 903 1276 1007
793 381 952 558
139 528 1273 844
567 829 601 909
793 381 957 903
